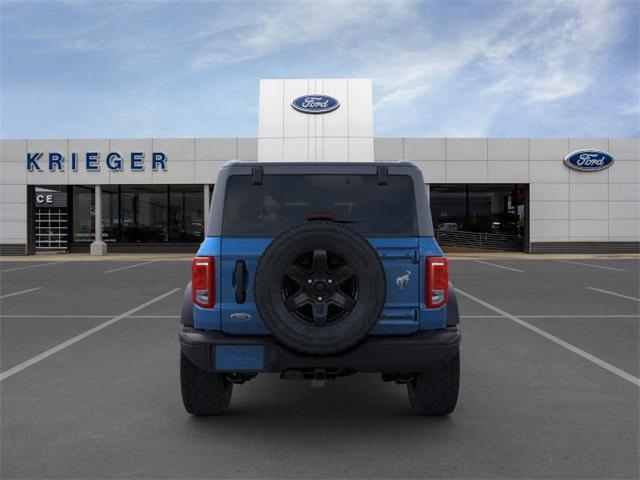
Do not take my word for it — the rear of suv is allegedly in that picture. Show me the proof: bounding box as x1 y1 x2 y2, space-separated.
180 162 461 416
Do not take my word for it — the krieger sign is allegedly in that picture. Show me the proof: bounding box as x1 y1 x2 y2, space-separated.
26 151 168 172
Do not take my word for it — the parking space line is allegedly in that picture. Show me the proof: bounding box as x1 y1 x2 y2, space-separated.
0 314 179 319
587 287 640 302
0 288 180 383
104 261 158 274
0 261 69 273
0 315 112 318
0 287 43 300
461 314 640 319
557 260 625 272
456 288 640 388
473 260 524 273
520 314 640 318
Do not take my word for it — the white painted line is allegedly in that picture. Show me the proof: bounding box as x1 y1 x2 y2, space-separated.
0 287 43 300
587 287 640 303
557 260 625 272
461 314 640 319
456 288 640 388
0 314 179 319
104 261 158 274
0 261 69 273
473 260 524 273
0 288 180 383
0 315 112 318
520 314 640 318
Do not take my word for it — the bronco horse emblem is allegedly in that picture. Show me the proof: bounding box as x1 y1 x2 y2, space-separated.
395 271 411 289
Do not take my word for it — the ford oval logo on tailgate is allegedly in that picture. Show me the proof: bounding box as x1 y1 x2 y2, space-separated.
291 95 340 114
564 149 614 172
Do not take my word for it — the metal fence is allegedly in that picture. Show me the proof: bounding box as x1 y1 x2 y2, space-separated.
435 230 524 251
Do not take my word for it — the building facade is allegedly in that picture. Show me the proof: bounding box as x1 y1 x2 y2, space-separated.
1 79 638 255
258 79 374 162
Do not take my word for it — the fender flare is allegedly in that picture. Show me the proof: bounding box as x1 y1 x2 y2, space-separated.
446 281 460 327
180 282 194 326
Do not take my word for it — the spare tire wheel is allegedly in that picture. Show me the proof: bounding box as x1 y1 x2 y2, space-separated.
254 222 386 355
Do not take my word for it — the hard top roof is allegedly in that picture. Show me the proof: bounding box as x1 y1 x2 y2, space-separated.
221 160 419 170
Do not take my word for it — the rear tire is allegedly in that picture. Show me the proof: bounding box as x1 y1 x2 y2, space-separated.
407 351 459 416
180 352 232 415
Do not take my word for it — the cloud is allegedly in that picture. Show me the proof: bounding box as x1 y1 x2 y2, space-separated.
1 0 637 138
479 0 624 102
366 0 633 135
188 1 415 71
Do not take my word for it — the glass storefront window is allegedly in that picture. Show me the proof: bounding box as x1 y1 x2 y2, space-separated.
428 184 467 233
121 186 168 242
102 186 119 243
72 186 94 242
72 186 120 243
70 185 205 244
466 185 526 236
169 185 204 242
430 184 527 250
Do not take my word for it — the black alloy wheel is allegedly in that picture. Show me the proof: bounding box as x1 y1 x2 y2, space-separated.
282 249 357 327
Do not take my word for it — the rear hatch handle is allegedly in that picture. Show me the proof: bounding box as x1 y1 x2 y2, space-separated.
234 260 247 304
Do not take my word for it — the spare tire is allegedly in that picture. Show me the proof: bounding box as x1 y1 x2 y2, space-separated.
254 222 386 355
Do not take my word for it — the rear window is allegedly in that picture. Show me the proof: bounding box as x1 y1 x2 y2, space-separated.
222 174 417 236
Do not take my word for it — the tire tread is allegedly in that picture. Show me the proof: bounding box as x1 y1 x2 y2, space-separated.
408 351 459 416
180 352 232 415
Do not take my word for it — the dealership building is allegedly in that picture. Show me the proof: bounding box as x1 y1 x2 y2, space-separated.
1 79 638 255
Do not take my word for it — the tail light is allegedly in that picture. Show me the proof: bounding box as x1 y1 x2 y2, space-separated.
426 257 448 308
192 257 214 308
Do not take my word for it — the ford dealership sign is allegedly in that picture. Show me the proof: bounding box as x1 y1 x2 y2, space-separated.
564 149 614 172
26 151 168 172
292 95 339 114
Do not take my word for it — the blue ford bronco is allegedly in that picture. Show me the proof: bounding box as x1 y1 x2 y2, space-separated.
180 162 460 416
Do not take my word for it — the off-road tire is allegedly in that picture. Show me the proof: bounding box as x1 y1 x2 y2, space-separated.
254 221 386 355
180 352 232 415
407 351 459 416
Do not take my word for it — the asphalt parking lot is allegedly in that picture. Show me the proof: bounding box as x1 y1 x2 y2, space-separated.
1 257 638 479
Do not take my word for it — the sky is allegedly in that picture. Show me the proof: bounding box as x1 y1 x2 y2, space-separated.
1 0 638 139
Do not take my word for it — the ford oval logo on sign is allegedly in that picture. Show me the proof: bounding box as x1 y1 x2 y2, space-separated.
564 149 614 172
291 95 339 114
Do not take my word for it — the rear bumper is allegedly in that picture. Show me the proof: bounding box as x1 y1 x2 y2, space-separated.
180 328 460 374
